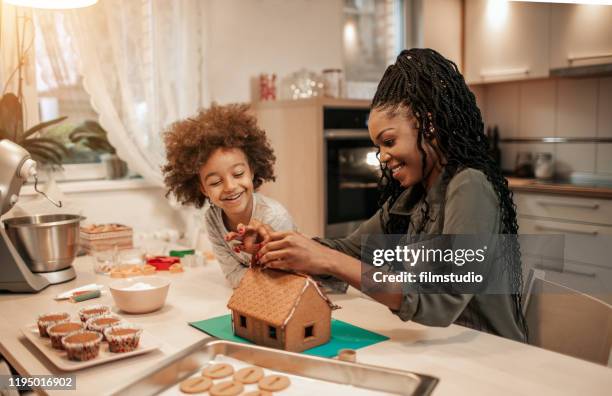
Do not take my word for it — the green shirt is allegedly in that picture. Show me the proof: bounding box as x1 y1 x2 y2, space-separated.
319 168 526 342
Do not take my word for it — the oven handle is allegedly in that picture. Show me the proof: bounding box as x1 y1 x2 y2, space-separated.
339 182 379 189
324 129 371 140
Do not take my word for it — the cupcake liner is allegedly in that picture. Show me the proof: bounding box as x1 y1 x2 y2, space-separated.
86 314 124 340
62 330 103 361
47 322 84 350
104 324 142 353
36 312 70 337
77 304 111 323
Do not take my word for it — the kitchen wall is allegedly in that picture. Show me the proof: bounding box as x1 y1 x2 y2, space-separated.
5 0 346 238
11 182 190 236
205 0 344 103
471 77 612 176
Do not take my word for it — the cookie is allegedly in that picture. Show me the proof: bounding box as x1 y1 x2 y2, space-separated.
202 363 234 379
169 263 184 273
258 375 291 392
142 264 156 275
233 366 264 384
179 376 212 394
243 391 272 396
209 380 243 396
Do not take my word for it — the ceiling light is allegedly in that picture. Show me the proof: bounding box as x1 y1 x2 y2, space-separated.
3 0 98 9
509 1 612 5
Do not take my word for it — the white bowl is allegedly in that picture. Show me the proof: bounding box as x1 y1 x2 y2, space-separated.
109 276 170 314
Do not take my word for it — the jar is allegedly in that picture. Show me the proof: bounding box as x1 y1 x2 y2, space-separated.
322 68 343 98
92 249 117 274
534 152 554 180
259 73 277 101
514 151 534 178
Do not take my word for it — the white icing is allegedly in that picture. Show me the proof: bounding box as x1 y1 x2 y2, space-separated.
120 282 155 291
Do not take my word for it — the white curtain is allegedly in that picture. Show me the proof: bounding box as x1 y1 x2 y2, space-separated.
36 0 209 186
1 3 39 129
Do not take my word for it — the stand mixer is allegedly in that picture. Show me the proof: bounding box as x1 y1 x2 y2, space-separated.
0 139 77 292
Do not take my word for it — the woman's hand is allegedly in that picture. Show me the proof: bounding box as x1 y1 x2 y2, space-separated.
258 231 337 275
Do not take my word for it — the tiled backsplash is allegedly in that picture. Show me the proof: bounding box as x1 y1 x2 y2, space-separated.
471 77 612 177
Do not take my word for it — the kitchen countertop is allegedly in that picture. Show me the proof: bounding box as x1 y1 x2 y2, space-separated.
507 177 612 199
1 258 611 396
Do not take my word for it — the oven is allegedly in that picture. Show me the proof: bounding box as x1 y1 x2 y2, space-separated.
324 107 381 238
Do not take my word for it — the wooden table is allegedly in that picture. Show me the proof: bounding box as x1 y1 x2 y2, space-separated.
1 257 610 395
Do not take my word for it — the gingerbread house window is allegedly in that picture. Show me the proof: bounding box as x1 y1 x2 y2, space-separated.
239 315 247 328
268 326 277 339
304 325 314 339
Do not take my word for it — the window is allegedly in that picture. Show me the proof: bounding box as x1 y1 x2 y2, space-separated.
268 326 277 340
304 325 315 339
239 315 247 328
343 0 405 82
31 11 133 182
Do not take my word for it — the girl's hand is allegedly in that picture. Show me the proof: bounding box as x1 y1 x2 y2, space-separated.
258 231 335 275
225 219 273 254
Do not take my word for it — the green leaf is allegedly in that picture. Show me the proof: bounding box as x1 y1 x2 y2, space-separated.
84 139 115 153
25 145 63 165
69 130 106 141
68 120 115 154
21 116 68 140
27 137 70 155
22 138 67 164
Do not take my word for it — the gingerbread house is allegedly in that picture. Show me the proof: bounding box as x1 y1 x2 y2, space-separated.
227 269 337 352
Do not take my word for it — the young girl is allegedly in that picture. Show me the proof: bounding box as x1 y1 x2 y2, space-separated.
235 49 527 342
162 103 295 288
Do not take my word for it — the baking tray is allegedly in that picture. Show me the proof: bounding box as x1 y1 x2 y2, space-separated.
108 339 438 395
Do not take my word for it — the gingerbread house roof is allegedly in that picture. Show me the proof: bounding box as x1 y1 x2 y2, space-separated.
227 269 336 327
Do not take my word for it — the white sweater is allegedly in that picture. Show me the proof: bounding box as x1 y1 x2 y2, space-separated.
203 193 296 288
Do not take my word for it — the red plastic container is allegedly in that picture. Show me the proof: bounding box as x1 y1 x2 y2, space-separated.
146 256 180 271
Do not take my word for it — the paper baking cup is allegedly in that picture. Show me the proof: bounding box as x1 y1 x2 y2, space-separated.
86 314 124 340
104 324 142 353
36 312 70 337
62 330 103 361
77 304 111 323
47 322 84 349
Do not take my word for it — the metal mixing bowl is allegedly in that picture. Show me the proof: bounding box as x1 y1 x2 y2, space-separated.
4 214 84 273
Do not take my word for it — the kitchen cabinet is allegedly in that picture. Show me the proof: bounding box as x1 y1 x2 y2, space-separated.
515 191 612 303
514 192 612 225
550 4 612 69
464 0 550 84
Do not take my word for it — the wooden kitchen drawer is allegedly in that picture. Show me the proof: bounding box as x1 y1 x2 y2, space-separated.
514 192 612 226
518 217 612 269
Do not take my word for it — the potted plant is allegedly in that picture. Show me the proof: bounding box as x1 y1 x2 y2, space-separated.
0 93 68 167
69 120 128 179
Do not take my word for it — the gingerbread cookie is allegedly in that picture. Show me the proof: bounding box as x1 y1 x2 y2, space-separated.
258 375 291 392
202 363 234 379
179 376 212 394
209 380 244 396
233 366 264 384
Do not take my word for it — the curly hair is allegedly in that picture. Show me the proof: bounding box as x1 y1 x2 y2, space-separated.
372 48 527 340
162 103 276 208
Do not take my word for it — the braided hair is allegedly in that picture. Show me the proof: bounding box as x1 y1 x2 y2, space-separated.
371 48 527 339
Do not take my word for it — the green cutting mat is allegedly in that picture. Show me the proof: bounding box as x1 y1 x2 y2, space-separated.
189 314 389 358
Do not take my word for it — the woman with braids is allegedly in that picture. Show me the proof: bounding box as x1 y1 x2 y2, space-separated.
231 48 527 342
